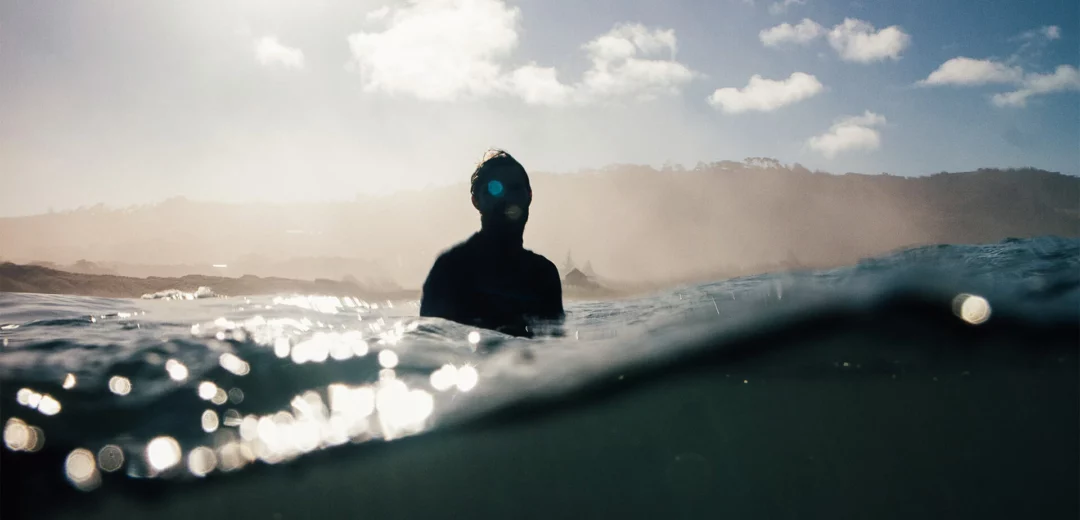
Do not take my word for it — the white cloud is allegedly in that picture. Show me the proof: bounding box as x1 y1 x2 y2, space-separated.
807 111 886 158
707 72 823 113
827 18 911 63
508 64 574 106
760 19 824 46
346 0 521 101
991 65 1080 107
918 57 1024 86
346 2 695 105
920 54 1079 108
761 18 910 64
842 111 886 127
578 23 697 102
917 22 1077 108
254 36 305 70
1014 25 1061 41
1007 25 1063 64
768 0 806 15
506 23 697 105
365 6 391 22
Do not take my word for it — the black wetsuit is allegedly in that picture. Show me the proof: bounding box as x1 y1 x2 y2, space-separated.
419 230 564 336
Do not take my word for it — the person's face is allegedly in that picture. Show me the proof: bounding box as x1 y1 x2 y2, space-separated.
473 166 531 225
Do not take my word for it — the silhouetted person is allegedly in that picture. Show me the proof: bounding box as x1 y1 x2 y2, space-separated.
420 150 564 337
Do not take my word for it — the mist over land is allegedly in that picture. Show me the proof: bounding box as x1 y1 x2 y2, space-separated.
2 160 1077 294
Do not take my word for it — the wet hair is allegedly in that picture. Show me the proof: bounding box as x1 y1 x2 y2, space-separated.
470 149 530 197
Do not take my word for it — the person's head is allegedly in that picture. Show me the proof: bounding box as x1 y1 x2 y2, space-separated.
470 149 532 236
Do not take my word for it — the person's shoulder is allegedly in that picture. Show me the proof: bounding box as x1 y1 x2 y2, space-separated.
523 249 560 277
424 237 477 290
433 234 479 263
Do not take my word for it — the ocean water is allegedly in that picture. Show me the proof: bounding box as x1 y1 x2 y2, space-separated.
1 237 1077 520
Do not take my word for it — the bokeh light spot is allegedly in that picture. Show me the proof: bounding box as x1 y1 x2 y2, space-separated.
165 359 189 381
26 426 45 452
239 416 259 441
98 445 125 472
65 448 100 491
274 337 291 358
223 409 242 427
201 409 220 433
456 365 479 392
378 349 399 368
108 376 132 396
219 353 251 376
212 388 228 406
16 388 32 406
146 436 182 471
429 364 458 392
4 418 29 451
218 442 246 472
37 394 62 416
228 388 245 404
188 446 217 477
197 381 217 400
953 293 991 325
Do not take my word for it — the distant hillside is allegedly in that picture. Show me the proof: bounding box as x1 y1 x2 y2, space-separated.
0 263 416 300
1 162 1076 288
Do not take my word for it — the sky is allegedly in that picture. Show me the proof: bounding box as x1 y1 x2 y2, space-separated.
1 0 1077 216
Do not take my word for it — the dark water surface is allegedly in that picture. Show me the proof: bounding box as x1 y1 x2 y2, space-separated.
1 237 1077 519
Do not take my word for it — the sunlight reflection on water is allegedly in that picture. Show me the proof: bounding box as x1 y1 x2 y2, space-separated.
3 282 771 491
0 294 486 490
4 234 1070 498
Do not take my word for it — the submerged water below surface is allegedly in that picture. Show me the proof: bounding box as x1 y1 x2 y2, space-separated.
1 236 1077 519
